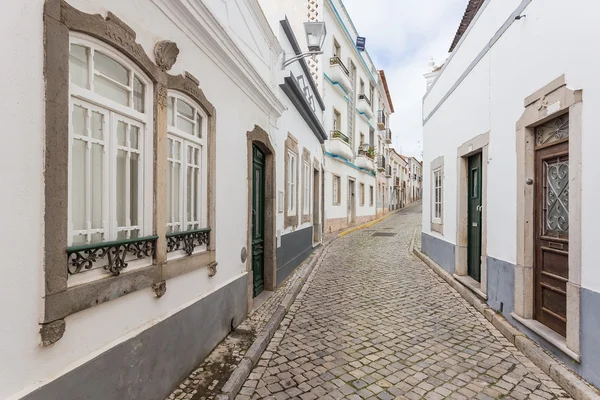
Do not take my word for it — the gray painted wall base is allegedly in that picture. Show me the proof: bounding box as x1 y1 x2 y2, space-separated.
486 256 515 320
421 233 455 274
23 275 248 400
276 226 313 286
483 256 600 389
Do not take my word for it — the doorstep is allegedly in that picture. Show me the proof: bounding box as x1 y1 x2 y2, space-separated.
453 273 488 301
511 313 581 362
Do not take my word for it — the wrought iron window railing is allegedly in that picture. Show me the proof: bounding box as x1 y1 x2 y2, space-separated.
386 165 392 177
378 110 386 127
358 94 371 107
330 130 351 145
378 155 386 170
67 235 158 276
329 56 349 76
358 144 375 159
166 228 210 256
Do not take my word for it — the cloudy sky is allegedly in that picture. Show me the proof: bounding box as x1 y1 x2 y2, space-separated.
342 0 467 159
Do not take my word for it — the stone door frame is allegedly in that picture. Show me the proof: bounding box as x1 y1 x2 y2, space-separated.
455 132 489 296
513 75 582 360
246 126 276 311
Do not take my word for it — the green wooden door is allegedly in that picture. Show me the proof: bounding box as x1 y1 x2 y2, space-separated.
252 145 265 297
468 153 483 282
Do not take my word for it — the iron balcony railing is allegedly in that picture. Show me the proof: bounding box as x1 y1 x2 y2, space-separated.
377 110 386 127
330 56 349 76
330 130 351 145
386 165 392 177
377 155 386 171
395 177 400 187
386 128 392 143
358 94 371 107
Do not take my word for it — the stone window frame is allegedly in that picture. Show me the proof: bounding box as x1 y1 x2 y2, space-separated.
301 148 312 224
455 133 489 298
512 75 582 360
284 134 299 228
42 0 216 343
430 156 444 234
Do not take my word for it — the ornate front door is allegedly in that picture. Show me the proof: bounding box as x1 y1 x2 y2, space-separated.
534 115 569 336
467 152 482 282
252 145 265 297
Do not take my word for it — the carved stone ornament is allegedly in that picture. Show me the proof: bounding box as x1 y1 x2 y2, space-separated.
207 262 218 277
40 319 66 347
152 281 167 298
157 83 168 108
154 40 179 71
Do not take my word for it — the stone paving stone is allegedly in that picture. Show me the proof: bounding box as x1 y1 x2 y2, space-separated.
235 204 572 400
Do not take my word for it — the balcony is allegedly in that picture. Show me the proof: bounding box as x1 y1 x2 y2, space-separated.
327 130 353 160
386 165 392 178
357 94 374 119
329 57 352 94
385 128 392 144
377 155 386 172
395 177 400 187
377 110 386 130
355 143 376 171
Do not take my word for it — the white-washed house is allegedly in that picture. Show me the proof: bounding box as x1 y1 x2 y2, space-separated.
421 0 600 389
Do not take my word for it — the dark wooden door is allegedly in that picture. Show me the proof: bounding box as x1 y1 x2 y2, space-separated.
535 141 569 336
252 145 265 297
468 153 482 282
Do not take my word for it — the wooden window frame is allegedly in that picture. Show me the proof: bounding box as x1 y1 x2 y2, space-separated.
284 134 299 227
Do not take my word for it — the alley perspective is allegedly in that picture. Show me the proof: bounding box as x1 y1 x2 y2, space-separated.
3 0 600 399
226 205 574 400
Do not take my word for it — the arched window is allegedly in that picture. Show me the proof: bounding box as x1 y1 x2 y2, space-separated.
165 92 208 249
68 34 153 247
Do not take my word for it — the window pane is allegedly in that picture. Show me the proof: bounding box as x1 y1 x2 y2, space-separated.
130 126 139 149
174 162 180 224
193 168 199 222
177 99 194 119
174 141 181 159
130 153 139 226
94 51 129 86
168 97 175 127
167 160 172 223
194 148 200 165
187 167 193 223
177 116 194 135
130 229 139 239
116 150 127 226
94 75 129 106
91 233 104 244
117 230 127 240
133 75 145 113
70 44 88 88
117 121 127 146
72 234 86 246
91 143 103 229
91 111 103 140
72 139 86 231
72 105 86 136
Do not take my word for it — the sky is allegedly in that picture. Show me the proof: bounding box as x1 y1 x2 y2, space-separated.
342 0 467 159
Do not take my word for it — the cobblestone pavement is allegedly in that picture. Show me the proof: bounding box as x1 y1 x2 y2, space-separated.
237 204 571 400
167 252 319 400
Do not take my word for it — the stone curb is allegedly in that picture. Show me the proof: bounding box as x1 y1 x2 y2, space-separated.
218 236 336 400
412 246 600 400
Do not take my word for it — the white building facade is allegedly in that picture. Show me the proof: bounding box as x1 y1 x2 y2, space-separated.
302 0 394 233
0 0 326 398
422 0 600 389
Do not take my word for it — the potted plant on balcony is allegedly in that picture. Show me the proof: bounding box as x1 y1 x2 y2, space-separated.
367 146 375 160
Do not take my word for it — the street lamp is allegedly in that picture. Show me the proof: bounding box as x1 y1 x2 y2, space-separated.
282 21 327 68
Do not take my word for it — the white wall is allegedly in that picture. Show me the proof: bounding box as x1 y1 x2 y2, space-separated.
324 159 377 220
422 0 600 293
0 0 279 398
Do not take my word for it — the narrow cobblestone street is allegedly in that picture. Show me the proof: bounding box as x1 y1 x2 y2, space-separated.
237 204 571 400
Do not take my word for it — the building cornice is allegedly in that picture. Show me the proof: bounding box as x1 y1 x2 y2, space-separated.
150 0 286 118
